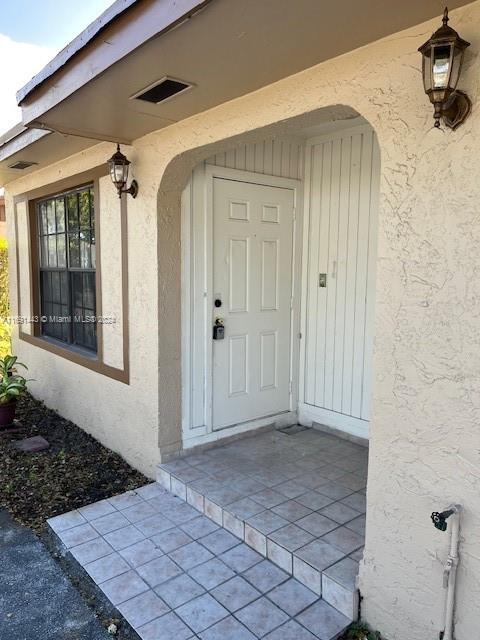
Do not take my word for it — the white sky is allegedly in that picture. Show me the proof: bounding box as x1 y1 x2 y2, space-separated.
0 34 55 134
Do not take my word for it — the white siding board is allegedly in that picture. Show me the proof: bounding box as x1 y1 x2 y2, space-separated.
303 125 379 428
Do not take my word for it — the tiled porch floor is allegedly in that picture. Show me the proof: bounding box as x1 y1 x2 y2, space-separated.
158 428 367 613
49 482 351 639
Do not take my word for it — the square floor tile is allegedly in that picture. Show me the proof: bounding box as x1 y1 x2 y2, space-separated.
246 511 289 535
269 524 315 553
84 552 130 584
220 544 263 573
58 523 99 548
48 510 86 533
137 611 194 640
315 483 353 501
108 491 144 510
235 597 289 637
264 620 317 640
188 558 235 590
323 557 358 590
350 547 364 562
104 524 146 551
295 540 345 572
78 499 116 521
337 473 365 491
226 497 266 520
272 500 312 522
321 526 364 554
243 559 289 593
296 599 350 640
119 538 163 567
199 615 255 640
267 578 318 616
135 483 166 501
122 501 157 524
340 492 366 513
135 514 175 537
211 576 261 612
274 481 309 500
296 513 338 538
70 537 113 565
180 516 219 540
318 502 360 525
295 491 334 511
118 589 170 628
99 569 149 605
91 512 130 536
150 527 193 553
169 541 214 570
250 489 287 509
176 593 229 634
136 555 183 587
166 503 202 525
199 528 240 555
344 515 366 536
155 573 205 608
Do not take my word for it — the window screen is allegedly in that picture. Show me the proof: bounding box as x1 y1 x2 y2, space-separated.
37 185 96 352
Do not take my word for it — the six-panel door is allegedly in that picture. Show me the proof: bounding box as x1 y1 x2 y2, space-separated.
212 177 294 430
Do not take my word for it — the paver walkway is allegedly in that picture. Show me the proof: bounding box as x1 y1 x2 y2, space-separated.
48 482 351 639
0 509 110 640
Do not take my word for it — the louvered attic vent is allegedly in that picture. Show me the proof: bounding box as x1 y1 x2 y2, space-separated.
131 77 192 104
8 160 37 170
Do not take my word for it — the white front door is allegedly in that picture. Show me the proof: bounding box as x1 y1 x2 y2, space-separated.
212 177 294 430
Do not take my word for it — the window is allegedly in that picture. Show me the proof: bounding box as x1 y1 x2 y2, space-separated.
37 185 97 352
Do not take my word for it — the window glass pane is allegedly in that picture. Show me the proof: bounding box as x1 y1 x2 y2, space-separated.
55 198 65 232
83 272 95 311
79 190 91 231
48 235 57 267
89 188 95 233
68 233 80 268
67 193 78 231
79 230 91 269
39 202 47 235
39 235 48 268
56 234 66 268
46 200 56 233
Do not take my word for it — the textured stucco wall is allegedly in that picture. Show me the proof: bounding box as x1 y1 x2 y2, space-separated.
5 144 161 477
5 3 480 638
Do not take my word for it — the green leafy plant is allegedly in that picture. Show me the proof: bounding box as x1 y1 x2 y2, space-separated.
0 238 11 358
0 355 29 405
340 622 382 640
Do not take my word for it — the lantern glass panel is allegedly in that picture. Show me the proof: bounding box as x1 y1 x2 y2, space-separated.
449 44 464 89
422 49 433 91
432 45 451 88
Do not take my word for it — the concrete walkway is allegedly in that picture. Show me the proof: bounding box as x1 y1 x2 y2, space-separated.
0 510 110 640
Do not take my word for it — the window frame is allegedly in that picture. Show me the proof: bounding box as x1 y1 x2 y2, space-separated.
36 183 97 353
14 166 130 384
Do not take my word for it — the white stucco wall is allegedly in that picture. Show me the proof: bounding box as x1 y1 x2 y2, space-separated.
5 3 480 638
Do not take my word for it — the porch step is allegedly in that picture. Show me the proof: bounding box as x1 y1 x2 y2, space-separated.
157 428 367 622
47 482 353 640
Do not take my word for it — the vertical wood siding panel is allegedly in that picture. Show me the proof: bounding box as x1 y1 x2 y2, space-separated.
332 136 351 413
341 133 362 415
314 141 332 408
245 144 256 172
351 132 373 417
263 140 274 175
304 145 323 405
323 138 342 409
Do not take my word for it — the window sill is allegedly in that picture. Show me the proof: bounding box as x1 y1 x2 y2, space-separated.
19 331 129 384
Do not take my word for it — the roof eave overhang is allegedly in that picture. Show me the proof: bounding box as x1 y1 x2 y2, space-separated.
17 0 213 127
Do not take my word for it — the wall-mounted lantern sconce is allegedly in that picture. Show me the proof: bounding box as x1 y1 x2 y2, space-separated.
418 7 471 130
107 144 139 198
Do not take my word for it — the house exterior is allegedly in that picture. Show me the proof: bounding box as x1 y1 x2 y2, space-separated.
0 194 6 237
1 1 479 638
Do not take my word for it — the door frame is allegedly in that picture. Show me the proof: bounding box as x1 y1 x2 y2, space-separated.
182 163 303 447
298 124 379 440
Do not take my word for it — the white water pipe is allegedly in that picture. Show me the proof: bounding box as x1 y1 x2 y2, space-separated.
439 504 462 640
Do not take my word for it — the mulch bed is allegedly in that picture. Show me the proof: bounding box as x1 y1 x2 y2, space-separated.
0 393 147 532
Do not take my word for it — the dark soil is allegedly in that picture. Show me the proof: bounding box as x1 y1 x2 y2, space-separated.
0 393 147 532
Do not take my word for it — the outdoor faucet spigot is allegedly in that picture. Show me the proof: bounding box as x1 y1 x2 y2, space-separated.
431 509 456 532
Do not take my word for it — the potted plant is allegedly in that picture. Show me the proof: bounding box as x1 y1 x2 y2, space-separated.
0 355 28 428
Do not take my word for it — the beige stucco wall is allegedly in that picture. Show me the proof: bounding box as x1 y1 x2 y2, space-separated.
5 145 161 477
5 3 480 638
